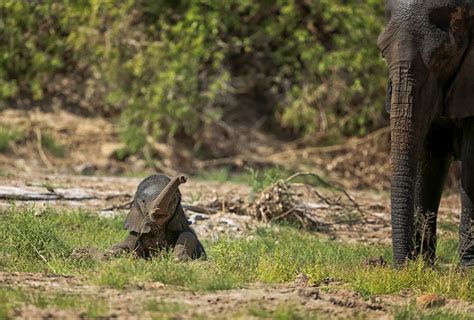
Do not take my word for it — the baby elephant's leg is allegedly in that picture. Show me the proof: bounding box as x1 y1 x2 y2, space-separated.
106 234 139 258
174 232 199 262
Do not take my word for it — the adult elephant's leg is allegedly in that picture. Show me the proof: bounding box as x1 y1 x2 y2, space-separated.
414 148 451 264
414 125 453 264
460 121 474 267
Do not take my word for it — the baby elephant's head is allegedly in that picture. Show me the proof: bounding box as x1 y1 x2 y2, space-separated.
124 174 187 233
148 175 187 225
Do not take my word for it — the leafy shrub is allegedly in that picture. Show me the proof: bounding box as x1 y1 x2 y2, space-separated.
0 0 386 153
0 127 19 152
40 132 67 158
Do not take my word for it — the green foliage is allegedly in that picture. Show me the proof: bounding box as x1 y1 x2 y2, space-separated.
247 167 294 195
0 127 19 152
266 0 386 137
41 132 67 158
0 0 386 152
195 167 247 184
113 146 133 161
246 168 335 197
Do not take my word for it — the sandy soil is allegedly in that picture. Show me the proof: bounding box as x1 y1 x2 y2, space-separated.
0 271 392 319
2 271 472 319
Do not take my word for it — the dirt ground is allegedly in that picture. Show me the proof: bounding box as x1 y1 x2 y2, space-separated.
1 257 473 319
0 271 436 319
0 271 402 319
0 109 471 319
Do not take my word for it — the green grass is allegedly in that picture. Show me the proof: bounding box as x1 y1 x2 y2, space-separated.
194 167 251 184
247 167 295 195
195 166 332 197
0 287 108 318
113 146 132 161
0 169 14 177
41 132 67 158
0 207 473 304
0 127 19 152
146 300 185 314
394 302 474 320
439 221 459 234
194 166 296 189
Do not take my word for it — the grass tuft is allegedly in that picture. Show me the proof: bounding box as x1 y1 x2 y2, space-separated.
146 299 185 313
0 127 19 152
41 132 67 158
247 167 293 195
394 301 474 320
0 287 108 318
0 207 72 272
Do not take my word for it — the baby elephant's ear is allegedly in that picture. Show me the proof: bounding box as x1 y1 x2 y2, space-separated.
124 203 151 233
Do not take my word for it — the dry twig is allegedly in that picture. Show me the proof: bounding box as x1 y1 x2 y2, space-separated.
102 200 133 211
269 126 390 160
35 127 53 169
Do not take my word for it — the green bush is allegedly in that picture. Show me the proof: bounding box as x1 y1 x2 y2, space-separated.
41 132 67 158
0 0 386 152
0 127 19 152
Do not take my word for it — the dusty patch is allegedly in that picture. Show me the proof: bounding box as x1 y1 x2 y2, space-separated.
2 272 472 319
0 272 394 319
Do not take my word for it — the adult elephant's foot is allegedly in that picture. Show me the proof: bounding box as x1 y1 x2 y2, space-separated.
459 122 474 269
458 218 474 268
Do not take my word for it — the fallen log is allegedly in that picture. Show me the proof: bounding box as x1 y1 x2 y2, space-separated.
0 186 95 201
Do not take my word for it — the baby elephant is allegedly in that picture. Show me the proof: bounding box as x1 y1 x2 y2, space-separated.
108 174 206 261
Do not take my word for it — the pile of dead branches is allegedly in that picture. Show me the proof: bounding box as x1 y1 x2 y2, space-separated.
196 172 365 230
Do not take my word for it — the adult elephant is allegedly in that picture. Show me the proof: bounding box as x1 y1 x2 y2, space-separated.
378 0 474 268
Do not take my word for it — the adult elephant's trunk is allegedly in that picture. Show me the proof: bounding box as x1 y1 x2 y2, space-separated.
149 175 187 221
389 66 427 267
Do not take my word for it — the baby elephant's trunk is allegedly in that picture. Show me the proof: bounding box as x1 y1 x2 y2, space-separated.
149 175 187 223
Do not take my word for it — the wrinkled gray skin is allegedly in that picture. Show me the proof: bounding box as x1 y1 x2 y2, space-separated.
378 0 474 267
108 174 206 261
